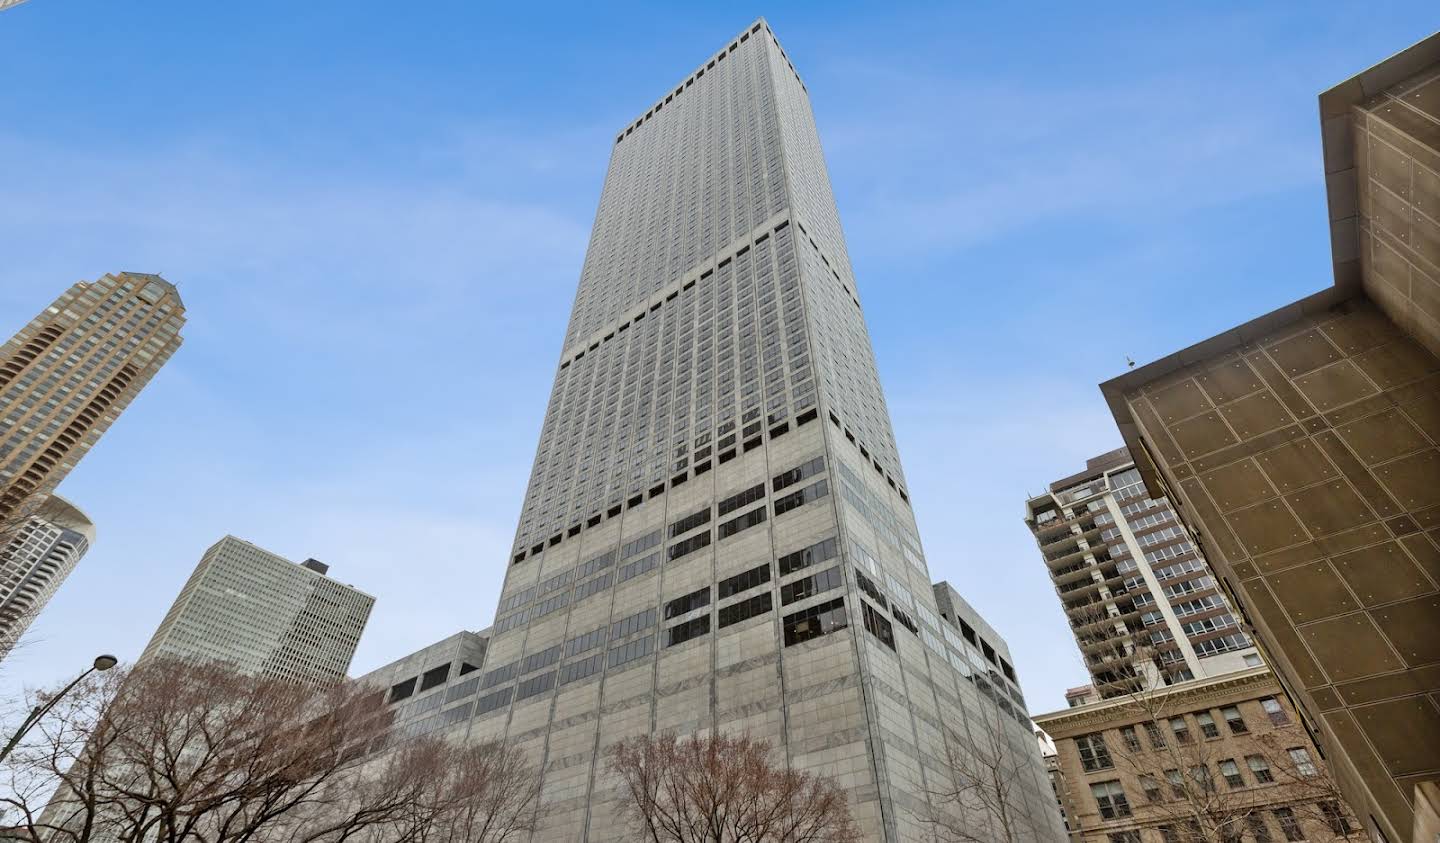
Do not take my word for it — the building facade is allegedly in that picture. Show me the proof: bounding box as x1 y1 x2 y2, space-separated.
1098 33 1440 843
1027 449 1261 698
138 536 373 686
0 494 94 659
357 629 489 743
455 19 1064 843
0 272 184 521
1036 667 1368 843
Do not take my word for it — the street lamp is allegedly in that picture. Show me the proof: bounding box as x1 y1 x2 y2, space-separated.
0 654 118 764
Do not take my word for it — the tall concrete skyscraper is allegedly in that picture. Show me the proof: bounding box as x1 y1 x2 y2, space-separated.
0 272 185 521
138 536 374 686
0 495 94 657
460 20 1064 842
1026 447 1261 697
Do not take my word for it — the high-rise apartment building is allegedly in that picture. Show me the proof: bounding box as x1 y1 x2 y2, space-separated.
459 20 1063 842
0 272 185 521
1026 448 1261 697
138 536 373 686
0 494 94 658
1098 33 1440 843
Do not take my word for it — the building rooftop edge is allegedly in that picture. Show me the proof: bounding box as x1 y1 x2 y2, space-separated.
1032 665 1274 728
612 18 786 139
212 534 377 600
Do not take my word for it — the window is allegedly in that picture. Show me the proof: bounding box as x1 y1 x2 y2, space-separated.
854 569 889 610
559 652 603 685
665 586 711 619
1196 711 1219 739
1119 725 1142 753
618 551 659 583
612 608 657 639
621 529 661 558
1261 696 1288 725
718 483 764 516
565 626 606 657
515 671 555 701
669 531 712 560
1140 775 1162 803
718 564 770 598
782 597 847 646
1221 705 1248 734
1076 733 1114 772
669 506 711 538
780 566 843 605
1273 808 1303 842
1219 759 1244 788
1166 769 1185 798
1246 815 1273 843
1170 716 1192 744
861 601 895 650
1247 755 1274 784
1145 721 1167 749
419 664 449 692
520 645 561 674
608 635 655 668
481 661 517 690
1189 765 1214 793
1320 801 1352 835
773 455 824 492
475 687 513 715
718 506 767 539
667 615 711 647
389 678 416 703
1108 833 1141 843
774 479 829 516
1287 747 1317 777
777 537 838 575
1090 780 1131 819
719 592 772 628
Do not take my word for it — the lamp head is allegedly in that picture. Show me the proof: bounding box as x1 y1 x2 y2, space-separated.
93 655 118 672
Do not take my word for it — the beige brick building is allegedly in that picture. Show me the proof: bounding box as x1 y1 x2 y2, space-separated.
1099 32 1440 843
1037 667 1368 843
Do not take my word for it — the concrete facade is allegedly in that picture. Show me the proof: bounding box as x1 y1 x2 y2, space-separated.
138 536 374 686
1099 33 1440 843
356 629 489 742
461 19 1065 843
1027 449 1261 698
0 272 184 522
1036 667 1368 843
0 494 93 658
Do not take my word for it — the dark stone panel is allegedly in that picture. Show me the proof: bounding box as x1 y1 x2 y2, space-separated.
1199 458 1277 512
1267 329 1343 377
1169 411 1238 460
1299 614 1405 683
1294 360 1380 412
1353 695 1440 776
1226 499 1309 557
1247 352 1318 421
1150 378 1214 424
1335 407 1431 464
1253 438 1339 493
1374 450 1440 511
1267 562 1361 622
1332 542 1436 607
1313 431 1403 518
1196 358 1265 405
1373 595 1440 667
1219 391 1296 439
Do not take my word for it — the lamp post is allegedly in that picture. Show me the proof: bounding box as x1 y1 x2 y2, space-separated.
0 654 117 764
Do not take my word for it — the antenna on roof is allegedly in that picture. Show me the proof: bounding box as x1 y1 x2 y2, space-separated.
1126 356 1136 369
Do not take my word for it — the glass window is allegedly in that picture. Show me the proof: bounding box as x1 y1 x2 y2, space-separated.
1089 780 1131 820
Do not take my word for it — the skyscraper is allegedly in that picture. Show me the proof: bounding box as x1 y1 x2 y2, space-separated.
0 494 94 658
0 272 185 521
1026 447 1261 697
463 20 1064 842
1097 32 1440 843
138 536 374 686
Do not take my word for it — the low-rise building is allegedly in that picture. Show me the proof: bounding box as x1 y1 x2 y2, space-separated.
1036 667 1368 843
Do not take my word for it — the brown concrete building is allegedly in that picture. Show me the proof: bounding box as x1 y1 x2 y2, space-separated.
1036 667 1368 843
1099 33 1440 843
0 272 185 521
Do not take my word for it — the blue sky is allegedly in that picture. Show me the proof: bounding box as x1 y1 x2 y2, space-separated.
1 1 1435 713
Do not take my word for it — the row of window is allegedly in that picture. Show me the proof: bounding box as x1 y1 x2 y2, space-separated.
1079 699 1287 770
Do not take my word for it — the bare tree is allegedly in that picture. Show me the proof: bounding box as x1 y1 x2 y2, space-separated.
924 699 1043 843
1090 643 1369 843
606 731 860 843
0 658 540 843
